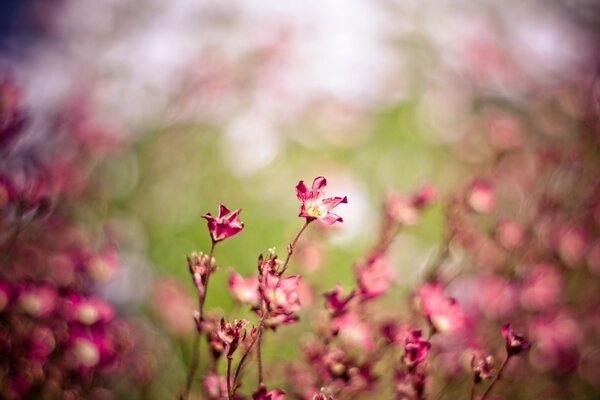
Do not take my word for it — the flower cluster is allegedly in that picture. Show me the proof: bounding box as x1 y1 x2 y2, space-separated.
0 77 145 398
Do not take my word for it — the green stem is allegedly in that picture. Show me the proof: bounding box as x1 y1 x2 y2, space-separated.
227 357 233 400
279 220 310 275
181 240 216 400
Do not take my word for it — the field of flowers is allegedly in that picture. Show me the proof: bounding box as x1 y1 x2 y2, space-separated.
1 1 600 399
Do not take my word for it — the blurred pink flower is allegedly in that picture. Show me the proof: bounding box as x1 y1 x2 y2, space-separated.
385 184 436 226
416 283 466 334
355 254 396 299
495 219 525 251
228 270 259 305
466 180 496 214
324 284 355 316
296 176 347 225
403 330 431 368
331 311 374 352
520 263 563 311
556 224 588 268
260 272 301 327
253 383 286 400
202 204 244 242
501 324 530 356
63 293 115 326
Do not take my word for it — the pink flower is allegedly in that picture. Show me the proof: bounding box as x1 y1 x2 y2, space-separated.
501 324 530 356
556 224 587 268
261 273 301 313
259 272 301 327
63 293 115 326
228 270 259 305
471 353 495 383
202 204 244 242
529 311 580 372
187 251 213 297
495 219 525 250
355 254 396 299
312 391 335 400
252 383 286 400
217 318 248 357
332 312 375 352
296 176 347 225
520 263 563 311
324 284 355 316
17 285 57 317
466 180 495 214
416 283 466 334
203 373 228 400
403 330 432 368
385 184 436 225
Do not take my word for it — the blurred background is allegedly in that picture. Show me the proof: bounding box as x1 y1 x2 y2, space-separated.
1 0 600 398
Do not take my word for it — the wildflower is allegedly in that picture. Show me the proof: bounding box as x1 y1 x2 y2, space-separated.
63 293 115 326
257 249 282 275
217 318 248 358
203 373 228 400
323 284 354 316
501 324 530 356
471 353 494 383
520 263 563 311
228 270 259 305
403 330 431 368
385 184 436 225
187 251 213 297
495 219 525 251
202 204 244 242
331 311 374 352
355 254 396 299
252 383 286 400
260 272 301 315
416 283 465 334
466 180 495 214
296 176 347 225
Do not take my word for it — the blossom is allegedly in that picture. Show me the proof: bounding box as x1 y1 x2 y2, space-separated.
217 318 248 357
62 293 115 326
203 373 228 400
355 254 396 299
296 176 347 225
187 251 214 297
252 383 286 400
501 324 530 356
471 353 494 383
202 204 244 242
331 311 374 352
228 270 259 305
323 284 354 316
520 263 563 311
403 330 431 368
261 272 301 313
416 283 466 334
385 184 436 225
466 180 495 214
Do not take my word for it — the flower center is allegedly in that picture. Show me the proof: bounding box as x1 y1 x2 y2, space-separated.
305 199 326 218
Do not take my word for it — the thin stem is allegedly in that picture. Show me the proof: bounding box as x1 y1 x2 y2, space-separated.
233 334 256 388
257 326 264 385
181 240 217 400
470 381 475 400
480 355 510 400
279 220 310 275
226 357 233 400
